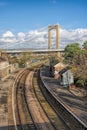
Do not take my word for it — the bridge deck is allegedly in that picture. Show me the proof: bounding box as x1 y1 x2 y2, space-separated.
2 49 64 53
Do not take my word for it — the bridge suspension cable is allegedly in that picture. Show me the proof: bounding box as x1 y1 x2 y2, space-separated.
0 25 48 49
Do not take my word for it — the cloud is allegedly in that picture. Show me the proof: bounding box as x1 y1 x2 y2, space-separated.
60 28 87 46
17 32 25 38
17 32 25 43
2 31 14 37
0 37 16 43
0 28 87 49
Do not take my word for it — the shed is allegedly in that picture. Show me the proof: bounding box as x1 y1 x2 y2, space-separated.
58 68 74 87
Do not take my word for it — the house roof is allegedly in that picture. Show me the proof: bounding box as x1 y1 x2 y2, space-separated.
59 67 69 75
54 62 65 68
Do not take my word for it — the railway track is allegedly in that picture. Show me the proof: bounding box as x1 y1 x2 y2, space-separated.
15 69 37 130
13 68 58 130
25 71 57 130
8 69 71 130
8 70 22 130
8 67 86 130
33 71 70 130
8 69 38 130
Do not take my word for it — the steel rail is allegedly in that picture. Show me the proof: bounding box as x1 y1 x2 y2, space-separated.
12 69 26 130
33 72 58 130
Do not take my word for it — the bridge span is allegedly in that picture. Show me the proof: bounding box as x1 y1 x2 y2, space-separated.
3 49 64 54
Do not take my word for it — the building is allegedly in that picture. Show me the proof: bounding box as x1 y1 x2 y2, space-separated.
50 62 66 78
50 62 74 87
0 57 18 80
58 68 74 87
0 57 10 80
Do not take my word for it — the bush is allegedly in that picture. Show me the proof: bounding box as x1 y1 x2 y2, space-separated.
76 79 84 87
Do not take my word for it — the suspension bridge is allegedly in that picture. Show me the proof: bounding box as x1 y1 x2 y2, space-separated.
0 24 64 54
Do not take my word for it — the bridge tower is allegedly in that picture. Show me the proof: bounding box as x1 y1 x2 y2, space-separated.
48 25 60 49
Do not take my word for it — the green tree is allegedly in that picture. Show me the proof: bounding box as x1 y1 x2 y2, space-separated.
76 80 84 87
64 43 81 63
64 43 87 88
83 41 87 49
72 49 87 88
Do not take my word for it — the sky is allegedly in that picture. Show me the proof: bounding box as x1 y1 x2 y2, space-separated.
0 0 87 49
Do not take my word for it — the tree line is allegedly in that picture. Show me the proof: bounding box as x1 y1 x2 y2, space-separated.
64 41 87 88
